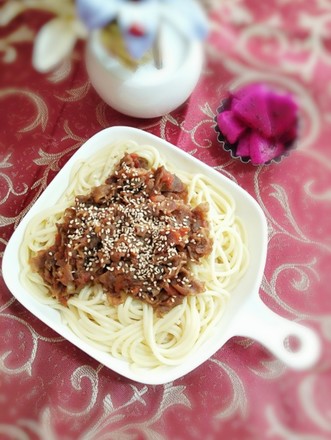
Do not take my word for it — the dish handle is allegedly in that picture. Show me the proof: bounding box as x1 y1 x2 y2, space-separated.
232 296 321 370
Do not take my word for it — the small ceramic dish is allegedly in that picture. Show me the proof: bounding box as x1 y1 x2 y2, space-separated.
2 127 320 384
86 22 204 118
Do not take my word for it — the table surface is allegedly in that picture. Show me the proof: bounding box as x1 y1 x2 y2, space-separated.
1 1 331 439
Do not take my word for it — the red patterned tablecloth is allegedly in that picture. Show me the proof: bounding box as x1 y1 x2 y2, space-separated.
1 1 331 439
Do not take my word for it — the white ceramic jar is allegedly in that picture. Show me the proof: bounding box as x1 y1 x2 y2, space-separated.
85 23 204 118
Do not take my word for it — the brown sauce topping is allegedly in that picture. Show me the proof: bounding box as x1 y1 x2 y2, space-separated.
30 153 213 314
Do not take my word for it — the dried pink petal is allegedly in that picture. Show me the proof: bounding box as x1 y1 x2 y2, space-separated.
217 110 246 144
249 132 285 165
216 83 298 164
235 131 251 157
231 86 272 138
267 92 298 140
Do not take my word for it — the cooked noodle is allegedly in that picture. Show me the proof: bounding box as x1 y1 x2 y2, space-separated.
20 141 249 369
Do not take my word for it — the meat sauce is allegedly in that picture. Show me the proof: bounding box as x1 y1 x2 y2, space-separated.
30 153 213 314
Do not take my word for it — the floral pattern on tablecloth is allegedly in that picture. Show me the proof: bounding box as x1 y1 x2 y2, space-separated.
0 1 331 439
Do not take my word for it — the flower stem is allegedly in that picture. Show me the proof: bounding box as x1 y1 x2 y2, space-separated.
152 26 163 70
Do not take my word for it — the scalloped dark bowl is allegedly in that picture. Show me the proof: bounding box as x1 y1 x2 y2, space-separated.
213 99 298 166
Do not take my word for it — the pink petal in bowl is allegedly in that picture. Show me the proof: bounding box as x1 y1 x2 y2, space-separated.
214 82 299 165
216 110 247 145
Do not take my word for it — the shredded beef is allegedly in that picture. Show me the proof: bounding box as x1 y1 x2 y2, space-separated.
30 153 213 314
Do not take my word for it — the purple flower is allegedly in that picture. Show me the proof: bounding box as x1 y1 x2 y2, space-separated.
76 0 208 59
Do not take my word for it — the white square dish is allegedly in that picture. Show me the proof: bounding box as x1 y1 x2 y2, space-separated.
2 126 320 384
